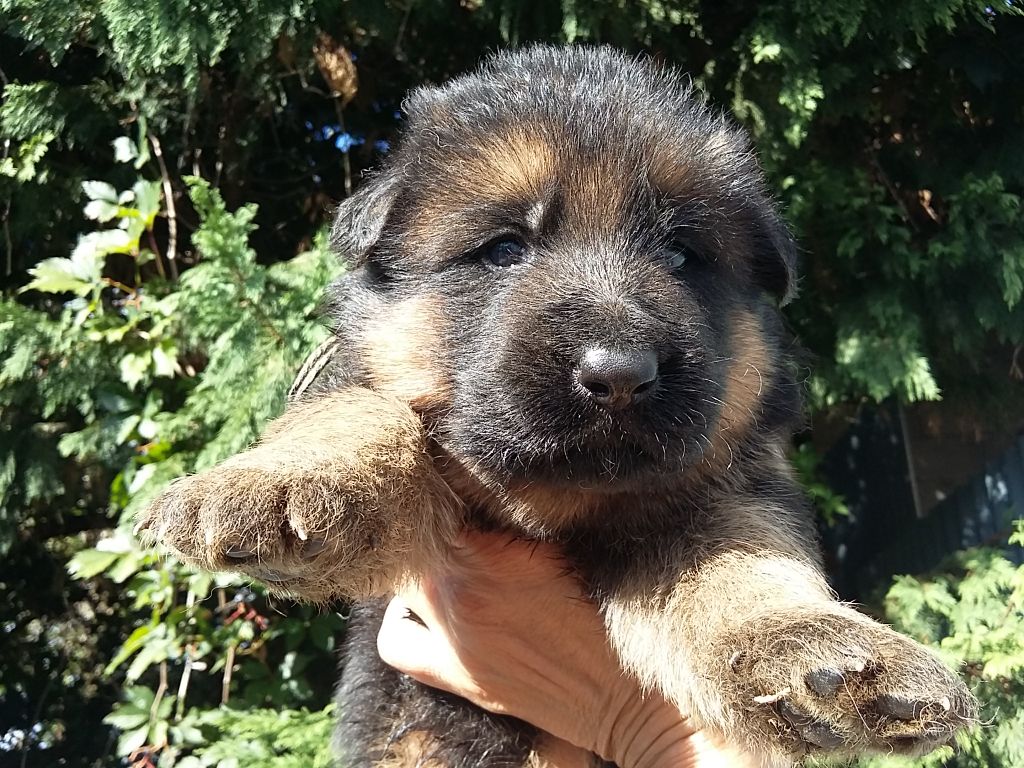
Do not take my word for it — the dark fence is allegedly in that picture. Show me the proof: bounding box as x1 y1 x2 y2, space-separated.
868 437 1024 585
820 404 1024 600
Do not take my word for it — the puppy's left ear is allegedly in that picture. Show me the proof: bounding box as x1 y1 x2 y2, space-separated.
751 208 799 306
330 171 402 267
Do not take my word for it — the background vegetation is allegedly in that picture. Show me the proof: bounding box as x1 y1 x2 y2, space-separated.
1 1 1022 766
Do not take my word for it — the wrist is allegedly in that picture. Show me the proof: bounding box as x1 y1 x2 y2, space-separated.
595 685 697 768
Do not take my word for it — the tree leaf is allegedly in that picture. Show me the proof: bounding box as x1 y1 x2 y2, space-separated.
84 198 122 222
116 725 150 755
112 136 139 164
133 179 163 227
125 637 174 682
20 257 95 295
119 352 150 390
106 550 145 584
72 228 134 260
67 548 119 579
104 626 153 671
151 342 178 378
103 706 149 731
82 179 118 203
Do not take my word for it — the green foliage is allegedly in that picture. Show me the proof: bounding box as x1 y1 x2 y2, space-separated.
98 690 336 766
174 705 335 768
99 0 292 86
1 140 340 764
791 443 850 526
858 524 1024 768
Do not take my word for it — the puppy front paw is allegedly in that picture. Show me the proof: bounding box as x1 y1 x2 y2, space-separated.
135 390 458 600
722 608 976 759
136 464 381 599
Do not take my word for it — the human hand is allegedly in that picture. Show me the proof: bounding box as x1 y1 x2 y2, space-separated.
376 531 755 768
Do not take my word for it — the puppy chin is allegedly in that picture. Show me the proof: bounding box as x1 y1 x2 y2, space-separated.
458 428 703 490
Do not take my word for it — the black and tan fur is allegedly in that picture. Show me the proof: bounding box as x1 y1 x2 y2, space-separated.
138 47 976 767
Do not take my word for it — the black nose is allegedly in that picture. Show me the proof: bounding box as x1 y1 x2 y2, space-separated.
576 348 659 410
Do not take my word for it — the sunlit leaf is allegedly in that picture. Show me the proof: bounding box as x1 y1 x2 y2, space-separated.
117 725 150 755
20 257 95 295
84 198 122 222
112 135 139 164
119 352 150 390
151 342 178 378
67 548 119 579
71 228 134 260
105 623 156 674
133 179 163 227
103 706 149 730
82 179 118 203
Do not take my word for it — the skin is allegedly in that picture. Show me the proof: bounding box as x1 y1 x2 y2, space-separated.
376 531 757 768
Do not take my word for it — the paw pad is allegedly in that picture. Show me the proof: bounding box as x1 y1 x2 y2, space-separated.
777 701 844 749
804 667 844 697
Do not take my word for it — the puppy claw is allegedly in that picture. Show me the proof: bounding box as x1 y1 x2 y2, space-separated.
875 694 920 720
224 545 255 560
872 693 953 721
878 719 956 742
753 688 791 705
843 655 868 673
805 667 845 697
290 518 309 541
778 702 844 749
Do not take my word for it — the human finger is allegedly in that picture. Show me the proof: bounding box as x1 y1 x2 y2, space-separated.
376 593 446 684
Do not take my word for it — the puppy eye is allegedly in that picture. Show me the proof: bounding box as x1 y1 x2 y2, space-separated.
483 238 527 269
663 241 697 270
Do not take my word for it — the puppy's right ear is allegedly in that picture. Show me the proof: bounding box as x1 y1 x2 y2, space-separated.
330 172 401 267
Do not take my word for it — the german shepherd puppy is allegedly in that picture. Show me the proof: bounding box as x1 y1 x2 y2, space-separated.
138 46 975 767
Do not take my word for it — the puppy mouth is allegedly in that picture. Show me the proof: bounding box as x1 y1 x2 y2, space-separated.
495 435 700 489
567 412 703 469
574 405 676 446
450 397 710 488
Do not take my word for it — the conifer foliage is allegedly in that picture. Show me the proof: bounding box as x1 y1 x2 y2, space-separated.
861 524 1024 766
0 1 1022 766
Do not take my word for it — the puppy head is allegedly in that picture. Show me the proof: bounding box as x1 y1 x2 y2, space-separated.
331 46 800 491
